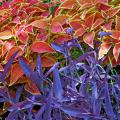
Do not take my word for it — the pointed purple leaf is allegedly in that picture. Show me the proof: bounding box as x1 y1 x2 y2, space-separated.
51 42 64 54
53 67 63 100
104 82 115 118
36 54 43 77
18 57 33 77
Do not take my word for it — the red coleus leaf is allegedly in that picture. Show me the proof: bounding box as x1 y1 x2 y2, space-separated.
109 30 120 39
55 34 72 44
69 20 83 30
31 41 55 53
30 19 48 29
60 0 77 9
41 11 50 17
113 43 120 62
11 4 21 16
25 82 40 95
36 32 48 41
27 0 39 5
102 19 113 30
0 30 13 40
51 22 64 33
115 15 120 31
18 31 29 43
24 25 33 33
5 46 23 62
85 13 95 28
98 42 111 59
12 0 25 2
12 16 21 24
91 18 104 30
2 1 11 9
97 3 111 11
41 55 57 67
9 63 24 86
83 31 95 48
55 7 62 16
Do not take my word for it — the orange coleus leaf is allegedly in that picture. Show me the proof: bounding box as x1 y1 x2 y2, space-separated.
0 30 13 40
30 19 48 29
60 0 77 9
41 55 57 67
113 43 120 62
9 63 24 86
31 41 55 53
83 31 95 48
109 30 120 40
115 15 120 31
25 82 40 95
75 27 86 37
51 22 64 33
69 20 83 30
5 46 23 62
52 15 69 25
91 18 104 30
98 42 111 59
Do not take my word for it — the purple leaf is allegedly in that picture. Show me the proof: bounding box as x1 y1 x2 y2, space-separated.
104 82 115 118
36 54 43 77
66 27 74 34
98 31 112 38
51 42 64 54
0 88 8 99
30 71 43 92
15 85 24 103
53 67 63 100
44 62 59 77
18 57 33 78
0 98 8 102
43 88 52 120
35 105 46 120
6 111 18 120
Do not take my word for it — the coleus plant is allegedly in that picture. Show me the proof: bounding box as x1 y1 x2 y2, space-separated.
56 0 120 66
0 33 120 120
